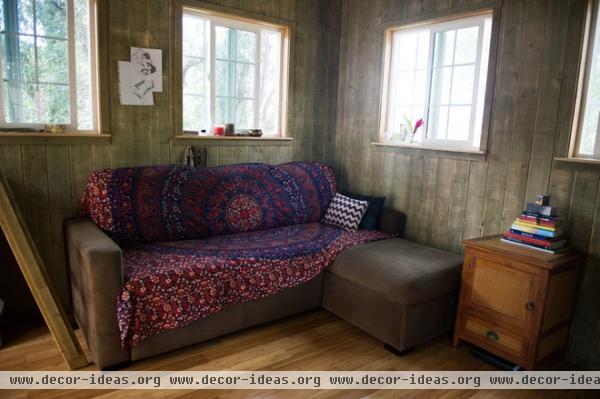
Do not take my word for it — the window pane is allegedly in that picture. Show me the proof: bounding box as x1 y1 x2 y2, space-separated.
387 28 430 140
36 0 67 38
183 95 209 131
183 59 207 94
578 4 600 157
0 0 33 33
430 66 452 106
416 31 430 69
213 26 258 128
395 71 415 105
215 60 231 96
236 29 256 63
429 105 449 140
45 83 70 122
182 13 210 131
215 96 230 125
74 0 93 130
451 65 475 104
235 63 254 97
235 98 254 129
215 26 231 60
10 83 70 123
37 38 69 83
433 30 455 67
1 33 35 82
182 14 207 56
259 29 281 136
454 26 478 64
413 70 427 109
447 106 471 141
2 1 69 125
396 31 419 70
17 0 34 34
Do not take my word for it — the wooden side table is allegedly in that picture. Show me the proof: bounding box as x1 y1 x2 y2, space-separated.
452 235 585 370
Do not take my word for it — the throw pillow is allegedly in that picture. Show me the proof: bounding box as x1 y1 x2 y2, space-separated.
345 192 386 230
322 193 369 231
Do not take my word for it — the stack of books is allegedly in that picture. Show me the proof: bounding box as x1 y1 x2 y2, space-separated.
502 201 568 254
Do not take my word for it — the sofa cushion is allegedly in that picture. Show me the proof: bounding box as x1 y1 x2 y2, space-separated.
81 162 337 245
117 223 390 346
327 238 462 305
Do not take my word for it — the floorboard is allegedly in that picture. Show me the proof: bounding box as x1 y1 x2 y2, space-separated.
0 310 594 398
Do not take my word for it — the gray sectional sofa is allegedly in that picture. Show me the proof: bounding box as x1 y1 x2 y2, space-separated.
66 208 462 369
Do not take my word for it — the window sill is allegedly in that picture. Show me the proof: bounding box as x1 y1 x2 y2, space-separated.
371 142 487 161
175 135 294 145
0 132 111 145
554 157 600 166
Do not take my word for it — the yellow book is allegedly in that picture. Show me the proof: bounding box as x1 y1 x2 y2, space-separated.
514 220 555 231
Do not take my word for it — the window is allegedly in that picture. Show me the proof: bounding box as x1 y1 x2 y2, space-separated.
181 8 288 137
0 0 98 131
380 12 493 150
573 0 600 159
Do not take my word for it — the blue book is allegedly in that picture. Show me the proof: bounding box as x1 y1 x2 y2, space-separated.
510 224 557 238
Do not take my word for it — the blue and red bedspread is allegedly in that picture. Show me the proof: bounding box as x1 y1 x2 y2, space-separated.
118 223 389 346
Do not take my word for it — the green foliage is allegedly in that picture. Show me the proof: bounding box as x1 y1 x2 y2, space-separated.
2 0 73 124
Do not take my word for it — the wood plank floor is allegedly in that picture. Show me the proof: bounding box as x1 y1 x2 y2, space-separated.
0 310 594 398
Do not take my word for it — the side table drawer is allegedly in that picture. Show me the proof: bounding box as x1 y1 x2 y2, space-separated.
462 314 528 362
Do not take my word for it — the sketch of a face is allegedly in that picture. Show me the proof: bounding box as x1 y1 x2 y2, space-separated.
132 48 157 75
139 53 156 75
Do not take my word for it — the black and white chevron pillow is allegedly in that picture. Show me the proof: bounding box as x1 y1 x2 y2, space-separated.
322 193 369 231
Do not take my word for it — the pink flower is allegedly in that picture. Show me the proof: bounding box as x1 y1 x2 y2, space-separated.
413 118 424 134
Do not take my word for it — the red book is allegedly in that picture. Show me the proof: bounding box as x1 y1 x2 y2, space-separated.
503 231 552 248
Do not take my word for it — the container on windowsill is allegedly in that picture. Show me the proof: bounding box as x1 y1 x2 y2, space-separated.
44 124 66 134
213 126 225 136
384 125 408 144
225 123 235 136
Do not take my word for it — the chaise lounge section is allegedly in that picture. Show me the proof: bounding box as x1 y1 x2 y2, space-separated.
324 238 462 354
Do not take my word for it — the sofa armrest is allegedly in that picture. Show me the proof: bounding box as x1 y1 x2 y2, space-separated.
64 216 130 368
378 208 406 237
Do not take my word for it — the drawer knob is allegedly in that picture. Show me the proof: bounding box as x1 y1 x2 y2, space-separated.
486 330 499 341
525 302 536 311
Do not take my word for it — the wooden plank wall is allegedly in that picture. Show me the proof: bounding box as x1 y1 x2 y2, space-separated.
0 0 341 319
334 0 600 368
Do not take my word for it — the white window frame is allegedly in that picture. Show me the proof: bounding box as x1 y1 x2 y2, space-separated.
571 0 600 160
379 11 493 151
0 0 100 133
181 7 289 137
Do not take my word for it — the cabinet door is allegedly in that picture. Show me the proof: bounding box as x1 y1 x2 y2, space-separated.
462 251 540 330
